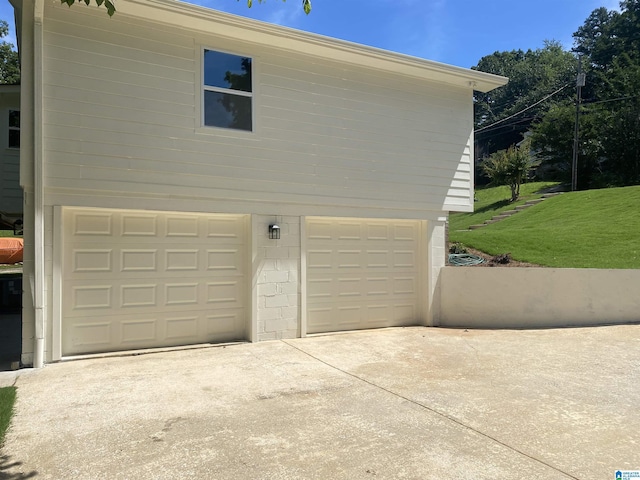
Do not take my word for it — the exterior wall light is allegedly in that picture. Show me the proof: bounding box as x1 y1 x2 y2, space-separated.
269 224 280 240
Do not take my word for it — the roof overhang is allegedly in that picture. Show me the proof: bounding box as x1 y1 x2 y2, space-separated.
8 0 508 92
118 0 508 93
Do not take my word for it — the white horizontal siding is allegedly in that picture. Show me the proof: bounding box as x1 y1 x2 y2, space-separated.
0 151 22 213
42 3 474 217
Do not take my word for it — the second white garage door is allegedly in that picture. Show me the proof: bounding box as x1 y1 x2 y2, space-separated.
62 208 248 356
306 217 424 334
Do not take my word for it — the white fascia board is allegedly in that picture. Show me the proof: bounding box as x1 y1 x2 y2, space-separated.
119 0 508 93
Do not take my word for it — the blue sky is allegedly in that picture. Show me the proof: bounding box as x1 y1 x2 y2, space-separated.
0 0 622 68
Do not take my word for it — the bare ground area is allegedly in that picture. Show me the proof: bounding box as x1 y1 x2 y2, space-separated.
448 244 541 267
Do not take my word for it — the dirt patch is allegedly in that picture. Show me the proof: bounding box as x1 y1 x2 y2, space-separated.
448 244 541 268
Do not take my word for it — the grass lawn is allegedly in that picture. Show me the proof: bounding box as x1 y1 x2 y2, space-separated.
0 387 16 446
449 181 560 232
450 185 640 268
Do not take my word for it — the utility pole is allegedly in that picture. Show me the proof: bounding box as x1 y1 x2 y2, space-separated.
572 57 586 191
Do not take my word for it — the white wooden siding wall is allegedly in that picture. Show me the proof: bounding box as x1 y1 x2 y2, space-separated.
0 150 21 213
0 92 22 214
42 4 473 217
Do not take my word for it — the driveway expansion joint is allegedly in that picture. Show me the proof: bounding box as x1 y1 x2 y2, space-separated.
282 339 580 480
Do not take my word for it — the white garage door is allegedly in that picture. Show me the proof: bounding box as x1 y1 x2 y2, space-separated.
306 217 423 334
62 208 248 356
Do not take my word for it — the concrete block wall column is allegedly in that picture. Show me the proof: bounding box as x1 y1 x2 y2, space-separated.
253 215 301 340
426 217 447 326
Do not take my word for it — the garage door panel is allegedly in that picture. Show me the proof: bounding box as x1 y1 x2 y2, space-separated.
120 249 158 272
165 282 199 306
306 217 422 335
72 211 113 236
206 216 246 242
72 249 113 273
67 248 246 278
121 319 158 344
62 208 248 356
365 276 392 296
165 316 199 339
121 284 157 308
205 312 244 338
307 273 417 303
68 322 113 350
121 213 158 236
71 285 113 310
64 279 244 317
307 301 417 334
394 276 418 295
63 307 246 355
206 249 244 272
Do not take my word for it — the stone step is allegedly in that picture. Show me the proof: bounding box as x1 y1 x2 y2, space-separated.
490 214 512 221
515 205 530 210
525 198 545 205
501 210 519 215
469 224 485 230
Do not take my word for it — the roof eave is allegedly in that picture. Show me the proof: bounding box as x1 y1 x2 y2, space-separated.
120 0 508 92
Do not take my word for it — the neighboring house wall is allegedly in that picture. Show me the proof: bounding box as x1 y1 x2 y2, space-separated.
0 87 22 215
439 267 640 328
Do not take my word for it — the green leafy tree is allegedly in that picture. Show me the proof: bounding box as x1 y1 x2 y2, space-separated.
473 42 577 157
245 0 311 14
526 0 640 189
594 54 640 185
531 102 601 188
60 0 312 17
482 140 539 202
0 20 20 85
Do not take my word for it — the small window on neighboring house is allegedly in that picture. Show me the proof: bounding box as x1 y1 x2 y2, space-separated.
8 110 19 148
203 49 253 132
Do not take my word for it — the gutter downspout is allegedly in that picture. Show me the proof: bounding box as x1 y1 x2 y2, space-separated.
33 0 45 368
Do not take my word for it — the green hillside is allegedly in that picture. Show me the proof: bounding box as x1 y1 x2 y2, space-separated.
449 185 640 269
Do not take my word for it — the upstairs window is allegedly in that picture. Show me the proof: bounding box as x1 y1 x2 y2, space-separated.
8 110 19 148
203 49 253 132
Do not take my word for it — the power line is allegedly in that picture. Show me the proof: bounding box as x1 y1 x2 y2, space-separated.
475 117 535 136
475 83 572 134
584 94 640 106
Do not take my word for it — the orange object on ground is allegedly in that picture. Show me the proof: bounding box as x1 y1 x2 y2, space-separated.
0 237 23 264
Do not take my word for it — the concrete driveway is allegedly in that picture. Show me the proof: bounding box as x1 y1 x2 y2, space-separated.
1 326 639 479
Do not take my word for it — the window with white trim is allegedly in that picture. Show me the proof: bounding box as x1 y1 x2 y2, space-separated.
8 110 19 149
203 49 253 132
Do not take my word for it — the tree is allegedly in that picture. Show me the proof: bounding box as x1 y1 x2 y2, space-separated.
569 0 640 187
482 140 539 202
472 42 577 178
515 0 640 190
246 0 311 14
60 0 312 17
531 102 601 188
0 20 20 85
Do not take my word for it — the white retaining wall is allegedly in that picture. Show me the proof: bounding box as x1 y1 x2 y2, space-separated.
439 267 640 328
